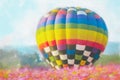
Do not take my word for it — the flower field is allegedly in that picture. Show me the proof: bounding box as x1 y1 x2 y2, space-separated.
0 64 120 80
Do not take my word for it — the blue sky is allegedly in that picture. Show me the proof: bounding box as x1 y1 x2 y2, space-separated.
0 0 120 47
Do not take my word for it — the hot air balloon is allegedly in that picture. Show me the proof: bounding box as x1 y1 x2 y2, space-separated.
36 7 108 69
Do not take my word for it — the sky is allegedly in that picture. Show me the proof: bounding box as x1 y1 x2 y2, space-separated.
0 0 120 48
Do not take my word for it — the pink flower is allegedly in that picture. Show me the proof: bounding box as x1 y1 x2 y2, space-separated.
0 64 120 80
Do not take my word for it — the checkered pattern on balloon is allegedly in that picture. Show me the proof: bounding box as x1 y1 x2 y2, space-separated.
36 7 108 69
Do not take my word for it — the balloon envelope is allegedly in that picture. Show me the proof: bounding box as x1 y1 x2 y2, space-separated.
36 7 108 69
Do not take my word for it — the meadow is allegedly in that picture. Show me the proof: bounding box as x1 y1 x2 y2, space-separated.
0 54 120 80
95 54 120 65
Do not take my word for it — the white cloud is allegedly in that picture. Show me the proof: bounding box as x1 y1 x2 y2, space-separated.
11 9 40 45
0 9 40 47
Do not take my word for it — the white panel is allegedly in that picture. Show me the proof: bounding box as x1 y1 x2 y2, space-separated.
44 47 50 53
68 59 74 65
83 51 91 57
87 57 93 62
60 54 67 60
76 44 85 50
77 11 87 15
52 50 59 56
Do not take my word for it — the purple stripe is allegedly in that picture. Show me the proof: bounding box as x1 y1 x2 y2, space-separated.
37 17 48 28
57 45 66 50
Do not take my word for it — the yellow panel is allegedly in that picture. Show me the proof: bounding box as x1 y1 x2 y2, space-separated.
66 29 77 39
80 60 86 66
87 30 97 42
51 9 59 13
36 27 47 44
36 30 42 45
36 31 47 44
46 30 55 41
66 29 88 40
40 32 47 43
66 29 97 41
56 60 62 66
36 34 42 45
37 27 45 32
102 36 108 46
96 33 103 44
66 34 78 39
77 29 88 37
65 29 108 46
36 29 108 46
55 29 66 40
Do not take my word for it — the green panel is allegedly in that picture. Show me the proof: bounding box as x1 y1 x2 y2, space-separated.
55 24 65 29
45 23 107 36
37 27 45 32
75 54 82 60
46 25 54 30
87 25 97 31
49 56 55 62
66 23 77 28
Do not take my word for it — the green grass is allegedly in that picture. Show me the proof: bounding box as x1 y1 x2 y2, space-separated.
95 54 120 65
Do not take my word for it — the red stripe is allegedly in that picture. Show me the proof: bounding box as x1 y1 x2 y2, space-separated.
39 39 105 51
58 39 87 45
67 39 77 44
48 40 56 46
94 43 104 51
38 45 44 53
38 45 43 51
39 42 49 50
58 10 67 15
56 10 67 18
56 39 66 45
77 40 87 45
39 41 56 50
66 39 104 51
